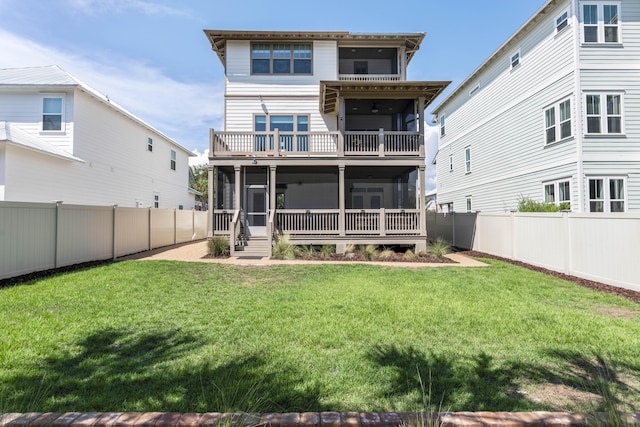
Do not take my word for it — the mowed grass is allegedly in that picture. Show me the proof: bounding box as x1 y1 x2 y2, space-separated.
1 259 639 413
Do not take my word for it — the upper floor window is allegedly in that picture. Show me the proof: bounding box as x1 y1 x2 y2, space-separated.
581 2 620 43
42 96 64 131
556 9 570 33
147 137 153 152
544 98 572 144
252 43 312 75
589 177 625 212
466 197 472 213
510 50 521 69
254 114 310 151
585 93 623 134
170 149 176 170
154 193 160 208
440 115 445 137
465 146 471 173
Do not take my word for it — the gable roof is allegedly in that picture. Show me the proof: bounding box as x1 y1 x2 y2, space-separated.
204 30 425 66
0 65 194 156
432 0 563 114
0 121 84 162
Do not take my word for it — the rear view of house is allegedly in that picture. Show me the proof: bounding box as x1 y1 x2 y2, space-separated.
0 65 197 209
433 0 640 213
204 30 449 256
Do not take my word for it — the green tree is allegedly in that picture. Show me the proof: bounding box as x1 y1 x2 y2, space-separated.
190 164 209 209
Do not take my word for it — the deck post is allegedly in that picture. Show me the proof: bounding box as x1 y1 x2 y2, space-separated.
419 165 427 238
207 165 214 238
418 97 426 157
269 164 277 220
380 208 386 236
338 165 345 237
378 128 385 157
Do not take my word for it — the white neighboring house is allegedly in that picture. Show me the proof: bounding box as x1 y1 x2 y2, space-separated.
433 0 639 213
0 65 198 209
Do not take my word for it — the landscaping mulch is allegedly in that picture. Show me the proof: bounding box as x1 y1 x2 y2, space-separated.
292 252 456 264
460 250 640 304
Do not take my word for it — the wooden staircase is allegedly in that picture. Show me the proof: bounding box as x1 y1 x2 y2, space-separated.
234 235 271 258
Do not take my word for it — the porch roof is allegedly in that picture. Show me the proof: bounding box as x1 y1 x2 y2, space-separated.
319 80 450 115
204 30 425 66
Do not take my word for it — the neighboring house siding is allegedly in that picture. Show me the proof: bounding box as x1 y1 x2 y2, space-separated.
0 90 75 152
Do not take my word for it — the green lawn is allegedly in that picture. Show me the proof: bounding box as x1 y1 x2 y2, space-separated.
1 259 639 413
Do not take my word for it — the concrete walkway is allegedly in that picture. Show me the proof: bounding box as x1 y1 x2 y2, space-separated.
121 240 487 268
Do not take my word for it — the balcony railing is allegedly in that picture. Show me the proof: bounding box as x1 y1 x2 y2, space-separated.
210 129 423 158
338 74 401 82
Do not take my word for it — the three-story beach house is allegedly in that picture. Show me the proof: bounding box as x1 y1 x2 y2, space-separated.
204 30 449 256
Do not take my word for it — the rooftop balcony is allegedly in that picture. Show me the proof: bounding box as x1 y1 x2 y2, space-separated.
210 129 424 158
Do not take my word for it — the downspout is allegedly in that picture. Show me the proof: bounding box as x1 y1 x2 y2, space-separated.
572 0 585 212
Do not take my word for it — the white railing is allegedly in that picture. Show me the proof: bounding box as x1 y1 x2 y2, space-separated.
346 209 421 236
212 210 234 234
385 210 420 234
276 210 340 235
346 210 381 235
211 129 422 158
338 74 401 82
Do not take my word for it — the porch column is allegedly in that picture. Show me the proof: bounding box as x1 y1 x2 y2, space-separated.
207 165 214 237
234 165 241 211
338 165 345 237
418 96 426 157
269 165 277 212
419 165 426 237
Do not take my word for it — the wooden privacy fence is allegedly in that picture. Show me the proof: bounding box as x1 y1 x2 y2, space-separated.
0 201 208 280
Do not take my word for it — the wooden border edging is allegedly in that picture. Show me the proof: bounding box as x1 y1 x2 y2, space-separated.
1 412 639 427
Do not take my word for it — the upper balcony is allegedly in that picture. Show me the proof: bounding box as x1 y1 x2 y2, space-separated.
210 129 424 159
338 47 402 82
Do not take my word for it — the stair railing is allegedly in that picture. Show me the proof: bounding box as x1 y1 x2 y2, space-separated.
230 209 241 256
267 209 276 258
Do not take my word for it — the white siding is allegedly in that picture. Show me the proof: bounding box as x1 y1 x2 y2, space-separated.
225 98 334 132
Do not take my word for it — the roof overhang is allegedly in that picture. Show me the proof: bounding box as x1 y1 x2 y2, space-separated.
319 81 450 115
204 30 425 66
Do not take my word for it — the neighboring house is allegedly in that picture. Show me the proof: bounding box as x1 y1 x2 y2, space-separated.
433 0 639 213
0 65 197 209
204 30 449 256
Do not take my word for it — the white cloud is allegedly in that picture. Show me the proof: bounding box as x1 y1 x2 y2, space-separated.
189 148 209 167
67 0 194 18
0 28 224 152
424 123 439 194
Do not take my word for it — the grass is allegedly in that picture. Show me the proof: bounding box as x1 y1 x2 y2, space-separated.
0 259 639 414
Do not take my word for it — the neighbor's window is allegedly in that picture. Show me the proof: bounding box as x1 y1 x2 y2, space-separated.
581 2 620 43
544 98 572 144
440 115 445 137
585 93 623 134
449 154 453 172
147 137 153 152
556 9 570 33
466 197 472 212
544 179 571 207
465 146 471 173
154 194 160 209
251 43 312 74
510 50 521 69
170 149 176 171
42 96 64 131
588 177 625 212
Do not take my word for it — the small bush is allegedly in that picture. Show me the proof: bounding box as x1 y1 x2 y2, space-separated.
378 248 396 260
359 244 379 261
344 244 356 255
517 196 570 212
403 249 417 261
299 245 315 258
428 238 451 259
320 244 335 259
271 234 299 260
207 236 230 257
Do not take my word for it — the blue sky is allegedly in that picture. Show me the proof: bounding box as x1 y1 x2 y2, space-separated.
0 0 547 177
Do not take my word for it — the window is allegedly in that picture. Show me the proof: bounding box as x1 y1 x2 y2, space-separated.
154 194 159 209
585 93 623 134
42 96 63 131
556 9 569 33
510 50 521 69
466 197 472 213
589 177 625 212
543 179 571 207
544 98 572 144
251 43 312 74
254 114 309 151
440 115 445 137
465 147 471 173
170 150 176 171
581 2 620 43
449 154 453 172
147 137 153 152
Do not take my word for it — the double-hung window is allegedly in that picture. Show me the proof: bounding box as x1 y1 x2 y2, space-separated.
465 147 471 173
544 98 572 144
440 115 445 137
449 154 453 172
585 93 623 135
147 137 153 152
588 177 625 212
170 150 176 171
42 96 64 131
510 50 521 69
543 179 571 208
581 2 620 44
254 114 310 152
252 43 312 74
556 9 570 33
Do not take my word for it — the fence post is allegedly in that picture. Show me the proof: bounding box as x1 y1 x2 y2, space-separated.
563 212 571 275
54 201 62 268
148 208 152 250
112 205 117 260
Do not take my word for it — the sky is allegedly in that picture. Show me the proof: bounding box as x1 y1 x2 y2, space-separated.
0 0 548 191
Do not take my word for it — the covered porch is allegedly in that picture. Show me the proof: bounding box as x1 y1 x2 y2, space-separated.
209 164 427 254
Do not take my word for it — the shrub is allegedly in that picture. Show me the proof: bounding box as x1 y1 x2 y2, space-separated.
378 248 396 260
207 236 230 257
359 244 379 261
299 245 315 258
427 238 451 259
320 244 335 259
344 244 356 255
517 196 570 212
403 249 417 261
271 234 299 260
